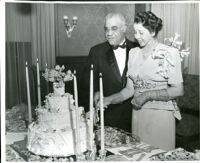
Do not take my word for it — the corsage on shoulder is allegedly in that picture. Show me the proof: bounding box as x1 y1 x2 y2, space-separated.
164 32 190 61
152 33 190 79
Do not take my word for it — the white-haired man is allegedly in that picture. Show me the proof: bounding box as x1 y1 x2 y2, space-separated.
80 13 139 133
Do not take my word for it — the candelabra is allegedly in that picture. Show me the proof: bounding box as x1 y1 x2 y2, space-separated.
63 15 78 38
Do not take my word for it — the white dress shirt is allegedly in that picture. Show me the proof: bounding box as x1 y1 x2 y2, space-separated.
113 41 126 76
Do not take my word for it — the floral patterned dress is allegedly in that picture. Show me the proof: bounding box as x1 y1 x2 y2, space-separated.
121 43 183 151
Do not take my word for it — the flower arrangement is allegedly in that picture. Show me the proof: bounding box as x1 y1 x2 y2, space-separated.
42 65 73 86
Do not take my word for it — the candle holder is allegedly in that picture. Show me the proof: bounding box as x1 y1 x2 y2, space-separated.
99 149 107 161
63 15 78 38
76 154 86 161
86 143 97 161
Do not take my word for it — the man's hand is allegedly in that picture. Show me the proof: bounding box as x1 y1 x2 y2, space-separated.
95 96 112 109
85 111 90 120
102 97 112 109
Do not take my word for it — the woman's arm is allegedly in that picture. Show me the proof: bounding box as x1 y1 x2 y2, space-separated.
131 82 184 109
132 46 184 109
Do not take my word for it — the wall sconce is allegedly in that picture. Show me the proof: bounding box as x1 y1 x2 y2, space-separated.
63 15 78 38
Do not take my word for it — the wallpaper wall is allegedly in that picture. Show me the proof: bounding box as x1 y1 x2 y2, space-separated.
6 3 146 57
55 4 137 57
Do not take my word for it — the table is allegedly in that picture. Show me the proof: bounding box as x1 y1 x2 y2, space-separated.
5 131 198 161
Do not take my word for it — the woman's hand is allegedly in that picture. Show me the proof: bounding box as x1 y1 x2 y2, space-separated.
131 91 150 110
131 98 142 110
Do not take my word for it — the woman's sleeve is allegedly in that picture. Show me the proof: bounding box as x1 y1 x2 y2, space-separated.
168 48 183 84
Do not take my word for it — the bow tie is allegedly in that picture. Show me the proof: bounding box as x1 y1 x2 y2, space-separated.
112 42 126 50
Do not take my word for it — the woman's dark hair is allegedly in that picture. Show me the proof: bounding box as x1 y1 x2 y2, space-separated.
134 11 163 37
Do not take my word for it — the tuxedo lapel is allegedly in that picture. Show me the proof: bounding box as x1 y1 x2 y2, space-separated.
106 47 122 84
121 39 132 87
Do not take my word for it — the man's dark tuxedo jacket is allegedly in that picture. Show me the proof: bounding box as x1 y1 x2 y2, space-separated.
79 39 138 132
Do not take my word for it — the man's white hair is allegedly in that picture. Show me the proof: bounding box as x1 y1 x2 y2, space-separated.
105 13 127 26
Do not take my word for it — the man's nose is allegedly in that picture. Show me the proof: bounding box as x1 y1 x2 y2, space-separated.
106 29 113 36
134 33 140 39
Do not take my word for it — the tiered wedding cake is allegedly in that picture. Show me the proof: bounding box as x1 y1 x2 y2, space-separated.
27 66 89 157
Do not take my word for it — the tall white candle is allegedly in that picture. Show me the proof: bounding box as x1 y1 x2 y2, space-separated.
45 63 49 94
36 58 41 107
73 70 81 155
99 73 104 152
25 62 32 123
89 64 94 150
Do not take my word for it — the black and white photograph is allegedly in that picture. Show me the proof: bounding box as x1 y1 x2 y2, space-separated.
1 0 200 162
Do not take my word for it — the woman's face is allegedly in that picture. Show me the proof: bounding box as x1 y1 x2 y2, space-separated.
133 23 155 47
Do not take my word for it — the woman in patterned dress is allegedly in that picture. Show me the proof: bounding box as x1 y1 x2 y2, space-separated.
98 11 184 151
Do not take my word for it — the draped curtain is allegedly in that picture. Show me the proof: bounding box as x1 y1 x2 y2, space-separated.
151 3 199 75
31 3 56 70
6 3 56 108
6 42 37 108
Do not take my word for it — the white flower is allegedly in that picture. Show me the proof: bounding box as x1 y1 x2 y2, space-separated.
164 33 190 62
180 48 190 61
67 70 72 74
164 33 183 50
152 48 175 67
49 77 55 82
61 65 65 70
42 65 73 83
154 33 191 79
55 65 61 71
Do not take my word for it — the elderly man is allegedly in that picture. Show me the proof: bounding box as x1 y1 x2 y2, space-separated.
80 13 138 133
